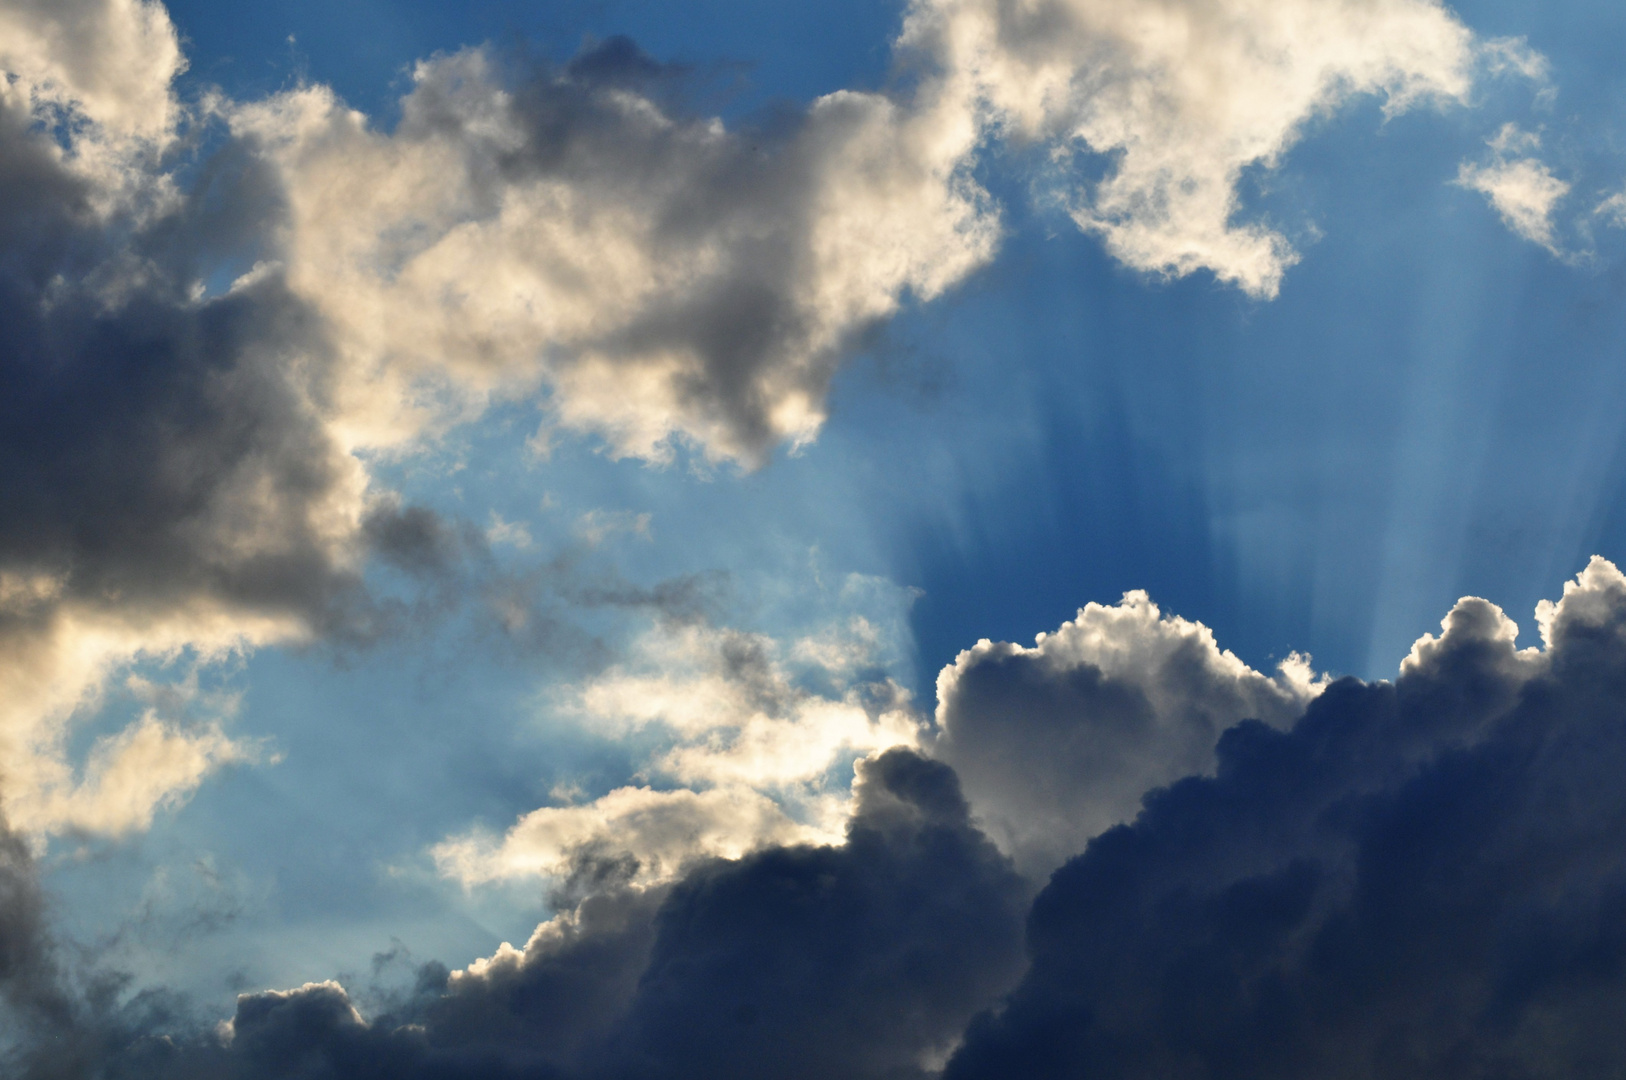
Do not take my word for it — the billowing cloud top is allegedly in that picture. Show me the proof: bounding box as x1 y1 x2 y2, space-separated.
14 561 1626 1077
935 589 1325 876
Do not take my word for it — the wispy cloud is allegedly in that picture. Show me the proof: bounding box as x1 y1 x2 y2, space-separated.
1457 123 1571 252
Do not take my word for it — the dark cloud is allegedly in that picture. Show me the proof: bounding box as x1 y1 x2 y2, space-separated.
0 808 73 1048
21 564 1626 1077
945 561 1626 1079
606 749 1028 1080
933 592 1318 877
54 749 1024 1079
0 88 371 639
362 500 486 580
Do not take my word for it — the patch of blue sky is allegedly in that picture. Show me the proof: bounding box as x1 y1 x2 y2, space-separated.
160 0 906 123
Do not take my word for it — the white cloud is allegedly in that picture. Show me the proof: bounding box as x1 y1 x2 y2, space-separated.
432 785 827 889
0 0 182 140
229 43 999 465
435 617 923 889
0 605 286 836
575 510 651 548
1456 124 1570 252
933 589 1327 877
1594 189 1626 229
903 0 1484 297
485 512 534 550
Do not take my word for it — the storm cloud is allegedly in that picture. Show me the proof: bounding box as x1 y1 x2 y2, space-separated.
946 557 1626 1079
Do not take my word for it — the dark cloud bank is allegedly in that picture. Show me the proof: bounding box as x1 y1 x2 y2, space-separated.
7 559 1626 1077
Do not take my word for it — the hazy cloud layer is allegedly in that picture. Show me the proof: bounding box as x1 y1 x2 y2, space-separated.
934 589 1326 876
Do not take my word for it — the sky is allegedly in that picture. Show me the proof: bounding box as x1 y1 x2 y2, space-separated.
8 0 1626 1076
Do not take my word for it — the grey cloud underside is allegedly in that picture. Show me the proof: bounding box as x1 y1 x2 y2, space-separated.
0 98 372 636
366 34 970 459
16 572 1626 1077
946 584 1626 1079
0 811 72 1050
21 750 1026 1080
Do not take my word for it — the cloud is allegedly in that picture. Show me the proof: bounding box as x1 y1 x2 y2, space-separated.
945 556 1626 1078
1457 123 1571 252
0 804 76 1053
904 0 1490 296
435 618 924 889
934 589 1326 877
0 0 1566 838
0 0 532 838
41 749 1026 1080
21 561 1626 1077
0 0 1005 841
432 785 827 890
0 62 374 834
230 36 999 465
0 0 182 141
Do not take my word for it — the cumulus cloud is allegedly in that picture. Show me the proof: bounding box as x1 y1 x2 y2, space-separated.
1457 123 1570 252
946 556 1626 1078
22 749 1026 1080
435 617 924 890
0 21 377 835
0 0 1567 839
19 562 1626 1077
230 36 998 464
934 589 1326 877
904 0 1492 296
0 2 1006 837
0 0 182 140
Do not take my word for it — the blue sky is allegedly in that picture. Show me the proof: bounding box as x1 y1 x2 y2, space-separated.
9 1 1626 1075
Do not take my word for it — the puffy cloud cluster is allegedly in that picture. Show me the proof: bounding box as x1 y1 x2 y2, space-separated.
0 0 182 141
934 589 1326 876
0 1 993 838
0 0 1564 838
14 750 1030 1079
233 36 998 463
434 617 924 890
18 561 1626 1077
946 557 1626 1077
904 0 1490 296
0 1 371 833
